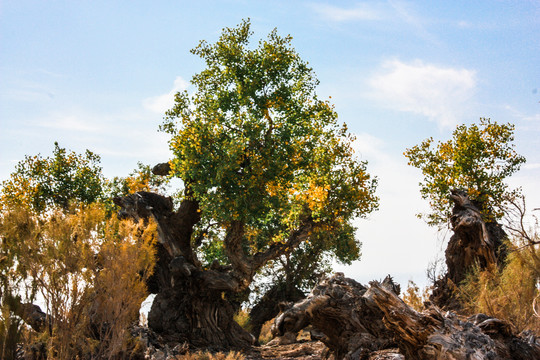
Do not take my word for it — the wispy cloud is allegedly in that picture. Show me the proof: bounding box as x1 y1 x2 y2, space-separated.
388 0 439 44
309 3 381 22
22 106 173 178
143 76 189 114
367 59 477 128
36 114 99 132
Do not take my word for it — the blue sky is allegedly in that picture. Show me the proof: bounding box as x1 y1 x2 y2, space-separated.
1 1 539 288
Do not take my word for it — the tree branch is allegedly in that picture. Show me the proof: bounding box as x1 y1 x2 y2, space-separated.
223 221 251 283
252 217 314 271
114 191 201 265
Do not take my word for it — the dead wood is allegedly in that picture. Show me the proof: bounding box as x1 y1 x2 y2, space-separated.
274 273 540 360
368 281 540 360
431 189 507 309
272 273 399 359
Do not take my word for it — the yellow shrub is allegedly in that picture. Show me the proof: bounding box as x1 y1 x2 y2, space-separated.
0 204 157 359
459 243 540 333
403 281 431 312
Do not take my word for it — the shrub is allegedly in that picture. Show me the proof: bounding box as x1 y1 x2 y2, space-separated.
459 243 540 333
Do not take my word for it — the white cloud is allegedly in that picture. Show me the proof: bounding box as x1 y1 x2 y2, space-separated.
523 163 540 170
36 114 99 132
309 3 381 22
336 133 441 288
368 59 477 127
143 76 189 114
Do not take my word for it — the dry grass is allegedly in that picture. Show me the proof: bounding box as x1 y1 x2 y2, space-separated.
174 350 246 360
258 319 274 345
234 309 251 332
459 243 540 334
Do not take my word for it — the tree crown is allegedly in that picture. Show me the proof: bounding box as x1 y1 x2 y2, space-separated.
404 118 525 226
161 20 378 268
0 142 104 213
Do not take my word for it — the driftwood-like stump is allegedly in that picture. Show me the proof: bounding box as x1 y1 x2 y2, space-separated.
272 273 400 359
274 273 540 360
369 281 540 360
431 189 507 309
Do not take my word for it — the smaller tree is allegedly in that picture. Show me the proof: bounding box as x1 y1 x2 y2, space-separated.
0 142 104 213
404 118 525 226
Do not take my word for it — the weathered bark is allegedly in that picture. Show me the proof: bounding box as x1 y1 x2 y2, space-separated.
431 189 507 309
248 283 305 341
275 273 540 360
368 281 540 360
272 273 400 359
147 277 253 348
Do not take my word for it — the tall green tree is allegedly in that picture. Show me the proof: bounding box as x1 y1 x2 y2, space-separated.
115 19 378 348
404 118 525 226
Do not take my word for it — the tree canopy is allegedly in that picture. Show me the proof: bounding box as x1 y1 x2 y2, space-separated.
0 142 104 213
161 20 378 275
404 118 525 226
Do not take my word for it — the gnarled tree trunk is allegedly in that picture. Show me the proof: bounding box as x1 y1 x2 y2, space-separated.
114 190 254 349
430 189 507 309
114 164 314 349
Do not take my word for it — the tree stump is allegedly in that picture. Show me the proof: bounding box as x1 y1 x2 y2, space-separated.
431 189 507 309
274 273 540 359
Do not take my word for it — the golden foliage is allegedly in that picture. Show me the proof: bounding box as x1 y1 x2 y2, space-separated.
402 281 431 312
0 204 156 359
459 244 540 333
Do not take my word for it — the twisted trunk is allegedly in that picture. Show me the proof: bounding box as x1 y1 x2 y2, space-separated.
114 191 254 348
430 189 507 309
114 178 314 348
